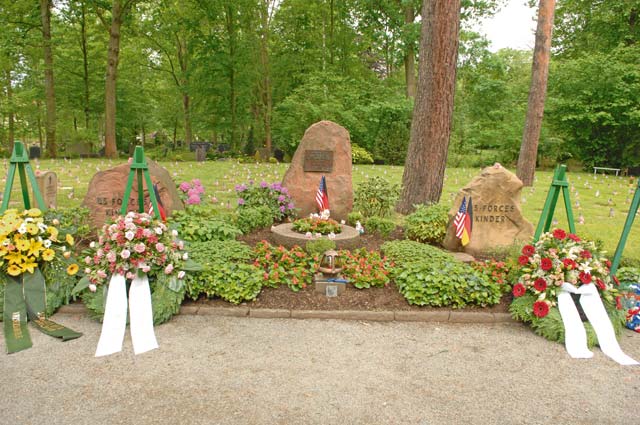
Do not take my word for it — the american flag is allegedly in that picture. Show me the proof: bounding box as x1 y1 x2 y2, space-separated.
148 184 167 221
316 175 329 212
453 196 472 246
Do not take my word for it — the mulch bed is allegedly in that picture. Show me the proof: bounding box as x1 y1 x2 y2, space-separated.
184 226 512 313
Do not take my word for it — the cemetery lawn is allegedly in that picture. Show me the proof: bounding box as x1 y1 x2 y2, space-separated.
3 158 639 262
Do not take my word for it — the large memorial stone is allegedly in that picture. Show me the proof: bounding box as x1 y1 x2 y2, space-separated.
281 121 353 221
82 159 183 229
442 163 534 256
34 171 57 209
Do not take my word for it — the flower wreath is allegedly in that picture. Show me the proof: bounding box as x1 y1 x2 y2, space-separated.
0 208 79 320
75 212 199 325
509 228 626 346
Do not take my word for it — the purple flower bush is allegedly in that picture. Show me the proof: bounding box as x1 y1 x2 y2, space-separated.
235 180 297 222
178 179 205 205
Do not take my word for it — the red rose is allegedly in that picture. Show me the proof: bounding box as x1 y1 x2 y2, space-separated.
579 272 592 284
562 258 575 269
595 279 606 291
580 250 592 259
568 233 581 242
533 301 550 318
553 229 567 240
518 255 530 266
512 283 526 297
533 278 547 292
540 258 553 271
522 245 535 257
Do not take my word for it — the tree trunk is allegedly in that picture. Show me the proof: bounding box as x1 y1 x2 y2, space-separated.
176 36 192 146
396 0 461 214
225 5 238 151
6 69 14 152
104 0 132 159
81 1 90 130
259 0 273 152
517 0 556 186
404 4 417 98
41 0 57 158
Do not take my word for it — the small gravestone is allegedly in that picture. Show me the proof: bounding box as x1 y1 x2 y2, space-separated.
34 171 57 209
442 163 534 256
82 159 184 229
281 121 353 221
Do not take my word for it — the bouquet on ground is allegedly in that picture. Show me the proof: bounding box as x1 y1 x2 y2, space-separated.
78 211 195 292
510 228 625 346
292 210 342 237
0 208 78 277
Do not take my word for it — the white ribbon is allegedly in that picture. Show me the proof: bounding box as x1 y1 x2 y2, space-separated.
558 282 638 365
95 273 158 357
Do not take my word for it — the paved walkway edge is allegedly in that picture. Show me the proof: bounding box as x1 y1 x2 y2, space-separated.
57 303 515 324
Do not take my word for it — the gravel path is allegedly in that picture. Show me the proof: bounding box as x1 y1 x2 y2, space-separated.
2 313 639 425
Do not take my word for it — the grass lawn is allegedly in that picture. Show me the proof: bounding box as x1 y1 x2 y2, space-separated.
1 156 638 262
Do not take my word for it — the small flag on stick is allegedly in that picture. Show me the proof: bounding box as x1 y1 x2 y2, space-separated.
316 175 329 212
148 184 167 221
454 196 472 246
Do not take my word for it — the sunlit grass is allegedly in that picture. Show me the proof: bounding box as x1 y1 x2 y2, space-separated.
1 157 638 262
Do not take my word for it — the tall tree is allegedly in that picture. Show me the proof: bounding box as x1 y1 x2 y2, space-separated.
96 0 138 158
396 0 461 213
40 0 56 157
258 0 275 151
516 0 555 186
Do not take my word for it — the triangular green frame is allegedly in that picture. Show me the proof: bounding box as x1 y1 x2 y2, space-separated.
610 177 640 275
120 146 160 219
0 142 47 214
534 164 576 242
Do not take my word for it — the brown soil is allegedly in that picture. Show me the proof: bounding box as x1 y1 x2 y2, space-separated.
185 227 511 313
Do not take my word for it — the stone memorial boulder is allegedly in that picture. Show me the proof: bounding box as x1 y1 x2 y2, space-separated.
281 121 353 221
82 159 183 229
442 164 534 256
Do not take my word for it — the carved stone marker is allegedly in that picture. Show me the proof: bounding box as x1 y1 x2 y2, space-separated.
281 121 353 221
442 164 534 256
82 159 184 229
34 171 57 209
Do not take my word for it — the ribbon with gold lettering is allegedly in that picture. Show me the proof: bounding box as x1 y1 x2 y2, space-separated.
3 269 81 354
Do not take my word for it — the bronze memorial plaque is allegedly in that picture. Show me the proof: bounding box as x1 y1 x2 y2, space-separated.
303 150 334 173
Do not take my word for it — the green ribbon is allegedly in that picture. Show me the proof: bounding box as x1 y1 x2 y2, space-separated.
3 269 81 354
3 275 32 354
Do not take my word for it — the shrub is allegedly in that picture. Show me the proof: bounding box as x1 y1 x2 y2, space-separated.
236 180 297 222
208 262 264 304
305 239 337 256
354 176 400 218
252 241 319 291
177 179 205 205
237 205 274 234
169 206 242 242
351 144 374 164
365 216 396 237
394 259 501 308
405 203 450 245
339 249 392 289
347 211 364 226
381 240 453 268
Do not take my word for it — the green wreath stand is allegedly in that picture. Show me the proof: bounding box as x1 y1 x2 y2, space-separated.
80 275 186 326
1 143 81 353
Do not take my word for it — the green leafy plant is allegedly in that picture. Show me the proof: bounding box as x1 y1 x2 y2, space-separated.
353 176 400 218
381 240 454 268
44 207 92 247
252 241 319 291
292 217 342 235
339 249 392 289
208 262 264 304
347 211 364 226
351 144 374 164
405 203 450 245
237 205 274 234
394 260 501 308
470 259 515 294
305 239 337 256
364 216 396 237
169 206 242 242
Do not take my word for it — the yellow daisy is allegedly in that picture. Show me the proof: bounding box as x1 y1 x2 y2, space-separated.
15 238 30 252
65 234 75 246
66 263 79 276
42 249 55 261
48 227 59 241
25 223 39 235
7 264 22 276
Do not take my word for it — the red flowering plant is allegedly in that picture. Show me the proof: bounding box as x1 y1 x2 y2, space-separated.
470 259 515 294
510 228 624 345
338 248 393 289
252 241 319 292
